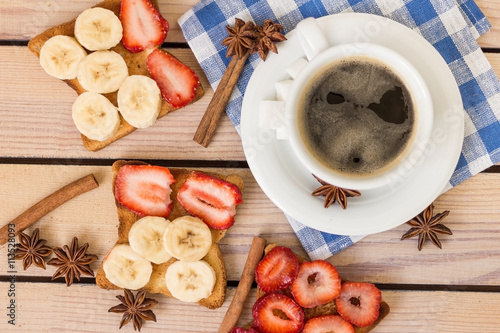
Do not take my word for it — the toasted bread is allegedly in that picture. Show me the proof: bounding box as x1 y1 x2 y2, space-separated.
95 160 244 309
252 244 390 332
27 0 204 152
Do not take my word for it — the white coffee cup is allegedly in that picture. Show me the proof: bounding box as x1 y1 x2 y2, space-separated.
285 17 433 190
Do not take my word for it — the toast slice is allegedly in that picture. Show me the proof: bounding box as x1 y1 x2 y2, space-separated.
95 160 245 309
252 244 390 332
27 0 204 152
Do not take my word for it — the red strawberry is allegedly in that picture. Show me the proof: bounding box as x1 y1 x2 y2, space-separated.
255 246 299 293
230 328 259 333
290 260 341 308
114 164 175 217
120 0 169 53
335 282 381 327
146 49 200 108
177 171 242 229
252 293 304 333
303 315 354 333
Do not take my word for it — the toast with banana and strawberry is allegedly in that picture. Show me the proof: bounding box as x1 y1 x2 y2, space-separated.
95 160 244 309
233 244 390 333
28 0 203 151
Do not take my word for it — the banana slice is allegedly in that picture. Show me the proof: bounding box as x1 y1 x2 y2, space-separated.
72 91 120 141
162 216 212 262
39 35 87 80
74 7 123 51
103 244 153 290
129 216 172 264
117 75 162 128
77 50 129 94
165 260 216 303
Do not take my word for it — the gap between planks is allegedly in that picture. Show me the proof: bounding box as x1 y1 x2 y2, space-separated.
1 282 500 332
2 276 500 293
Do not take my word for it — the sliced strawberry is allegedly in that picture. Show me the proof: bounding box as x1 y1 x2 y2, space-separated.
146 49 200 108
114 164 176 217
303 315 354 333
290 260 341 308
120 0 169 53
177 171 242 229
335 282 381 328
255 246 299 293
252 293 304 333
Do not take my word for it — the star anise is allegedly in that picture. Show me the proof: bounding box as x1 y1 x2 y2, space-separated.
47 236 98 286
221 17 257 58
311 174 361 209
15 228 53 270
401 204 452 251
252 19 287 60
108 289 158 332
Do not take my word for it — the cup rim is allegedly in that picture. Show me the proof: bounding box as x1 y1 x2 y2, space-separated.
285 42 434 190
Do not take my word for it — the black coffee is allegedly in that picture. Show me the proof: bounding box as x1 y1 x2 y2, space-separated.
298 57 415 176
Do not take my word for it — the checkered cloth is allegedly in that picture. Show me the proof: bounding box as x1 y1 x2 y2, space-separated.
179 0 500 260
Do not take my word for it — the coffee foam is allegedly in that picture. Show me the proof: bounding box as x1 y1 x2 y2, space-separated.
298 57 415 176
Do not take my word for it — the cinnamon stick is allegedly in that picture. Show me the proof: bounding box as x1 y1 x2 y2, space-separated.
0 174 99 245
218 236 267 333
193 53 249 147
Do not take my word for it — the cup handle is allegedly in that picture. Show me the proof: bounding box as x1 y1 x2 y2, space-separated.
296 17 329 61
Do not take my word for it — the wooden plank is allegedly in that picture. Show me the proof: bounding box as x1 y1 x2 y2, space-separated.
0 0 197 43
486 52 500 69
0 0 499 48
331 172 500 285
2 46 500 160
0 46 245 160
476 0 500 48
1 282 500 332
1 164 500 286
0 164 297 281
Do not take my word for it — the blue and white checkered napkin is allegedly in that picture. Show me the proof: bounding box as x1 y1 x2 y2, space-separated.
179 0 500 260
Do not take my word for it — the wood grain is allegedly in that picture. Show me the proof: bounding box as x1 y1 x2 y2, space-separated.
0 46 245 161
0 0 498 49
1 282 499 332
476 0 500 48
0 173 98 245
0 0 198 43
1 47 500 161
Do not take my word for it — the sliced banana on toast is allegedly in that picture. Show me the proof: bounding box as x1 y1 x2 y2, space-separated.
72 91 120 141
77 50 129 94
74 7 123 51
39 35 87 80
165 260 217 303
117 75 162 128
128 216 172 264
163 216 212 262
103 243 153 290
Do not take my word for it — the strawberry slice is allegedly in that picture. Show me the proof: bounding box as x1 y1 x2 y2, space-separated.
335 282 381 327
303 315 354 333
146 49 200 108
252 293 304 333
114 164 176 217
177 171 242 229
120 0 169 53
255 246 300 293
290 260 341 308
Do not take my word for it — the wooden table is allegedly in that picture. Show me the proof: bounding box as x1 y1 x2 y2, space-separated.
1 0 500 332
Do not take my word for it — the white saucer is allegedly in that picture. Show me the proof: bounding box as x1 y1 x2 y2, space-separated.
241 13 464 236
